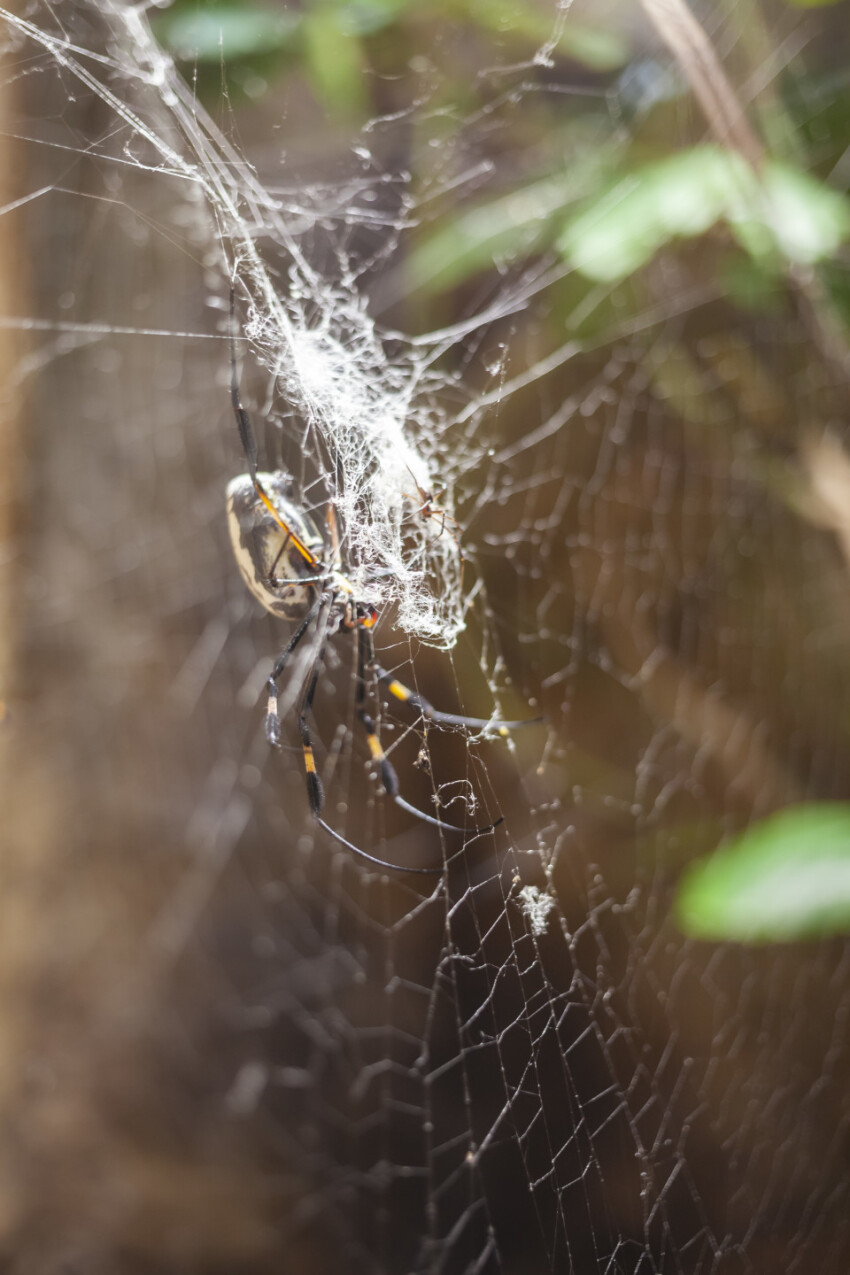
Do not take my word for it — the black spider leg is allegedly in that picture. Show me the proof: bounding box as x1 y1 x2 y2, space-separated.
357 627 504 837
265 533 295 587
374 665 544 734
297 594 444 875
264 592 325 746
229 287 260 482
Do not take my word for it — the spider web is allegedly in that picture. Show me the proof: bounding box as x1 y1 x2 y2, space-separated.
1 1 850 1273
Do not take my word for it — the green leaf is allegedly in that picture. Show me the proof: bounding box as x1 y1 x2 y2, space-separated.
674 803 850 943
558 147 734 281
559 146 850 282
157 6 300 62
730 160 850 264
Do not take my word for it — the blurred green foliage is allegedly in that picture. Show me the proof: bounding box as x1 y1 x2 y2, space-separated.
154 0 850 321
410 147 850 293
675 804 850 942
154 0 626 115
560 149 850 280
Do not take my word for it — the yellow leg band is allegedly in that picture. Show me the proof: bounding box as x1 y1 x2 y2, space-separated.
303 747 316 774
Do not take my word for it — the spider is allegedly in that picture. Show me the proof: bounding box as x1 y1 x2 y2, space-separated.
225 306 534 872
404 466 462 552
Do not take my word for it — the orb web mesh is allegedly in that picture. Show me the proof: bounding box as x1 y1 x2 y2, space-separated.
1 2 850 1273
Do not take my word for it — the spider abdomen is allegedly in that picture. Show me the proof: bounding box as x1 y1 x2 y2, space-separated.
226 471 326 620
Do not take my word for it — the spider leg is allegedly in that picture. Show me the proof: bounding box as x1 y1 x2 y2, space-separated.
297 596 444 874
357 630 504 837
265 593 324 746
268 573 327 589
230 286 259 481
374 666 544 734
266 532 294 585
